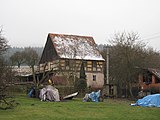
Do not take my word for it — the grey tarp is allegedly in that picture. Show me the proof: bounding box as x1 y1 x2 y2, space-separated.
39 85 60 102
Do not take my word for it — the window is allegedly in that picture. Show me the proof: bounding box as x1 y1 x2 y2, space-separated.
65 59 69 70
92 61 97 71
83 61 87 67
69 60 75 70
143 72 152 84
155 77 160 83
92 61 97 68
93 75 96 81
65 59 69 66
83 61 87 71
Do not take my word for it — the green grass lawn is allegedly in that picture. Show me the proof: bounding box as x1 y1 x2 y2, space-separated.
0 94 160 120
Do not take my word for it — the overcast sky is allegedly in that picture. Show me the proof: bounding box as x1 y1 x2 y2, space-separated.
0 0 160 50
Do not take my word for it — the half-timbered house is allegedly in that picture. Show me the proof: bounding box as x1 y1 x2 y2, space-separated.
38 33 105 88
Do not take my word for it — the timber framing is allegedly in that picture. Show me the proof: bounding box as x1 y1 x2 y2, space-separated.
38 33 105 88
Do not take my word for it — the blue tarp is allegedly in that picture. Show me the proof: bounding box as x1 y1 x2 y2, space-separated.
88 90 101 102
83 90 101 102
132 94 160 107
28 89 34 97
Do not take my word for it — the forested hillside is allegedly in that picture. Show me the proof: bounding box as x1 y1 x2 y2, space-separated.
2 44 105 65
3 47 44 63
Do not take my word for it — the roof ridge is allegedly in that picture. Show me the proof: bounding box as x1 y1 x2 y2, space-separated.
48 33 93 38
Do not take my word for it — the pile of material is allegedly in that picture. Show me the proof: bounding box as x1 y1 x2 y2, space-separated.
39 85 60 102
131 94 160 107
83 90 101 102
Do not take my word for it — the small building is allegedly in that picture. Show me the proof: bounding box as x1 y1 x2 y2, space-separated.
12 66 34 84
139 68 160 95
38 33 105 88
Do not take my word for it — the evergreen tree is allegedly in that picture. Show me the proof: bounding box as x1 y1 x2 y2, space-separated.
74 60 87 92
80 60 86 79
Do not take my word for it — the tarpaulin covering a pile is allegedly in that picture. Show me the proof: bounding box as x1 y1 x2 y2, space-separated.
39 85 60 102
131 94 160 107
83 90 101 102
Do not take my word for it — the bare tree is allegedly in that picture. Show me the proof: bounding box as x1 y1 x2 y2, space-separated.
23 47 39 86
0 29 8 55
108 32 147 97
106 32 160 98
10 51 25 68
142 47 160 68
0 29 18 109
0 29 9 85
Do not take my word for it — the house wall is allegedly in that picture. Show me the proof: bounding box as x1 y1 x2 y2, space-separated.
139 73 160 92
86 72 104 88
38 59 105 88
39 35 59 64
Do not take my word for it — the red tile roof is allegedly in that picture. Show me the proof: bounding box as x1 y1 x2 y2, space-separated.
48 33 104 61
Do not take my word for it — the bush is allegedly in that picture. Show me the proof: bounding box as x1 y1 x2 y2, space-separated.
74 78 87 93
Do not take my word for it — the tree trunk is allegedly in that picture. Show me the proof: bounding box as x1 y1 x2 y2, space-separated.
117 79 122 97
31 66 36 86
129 82 133 98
